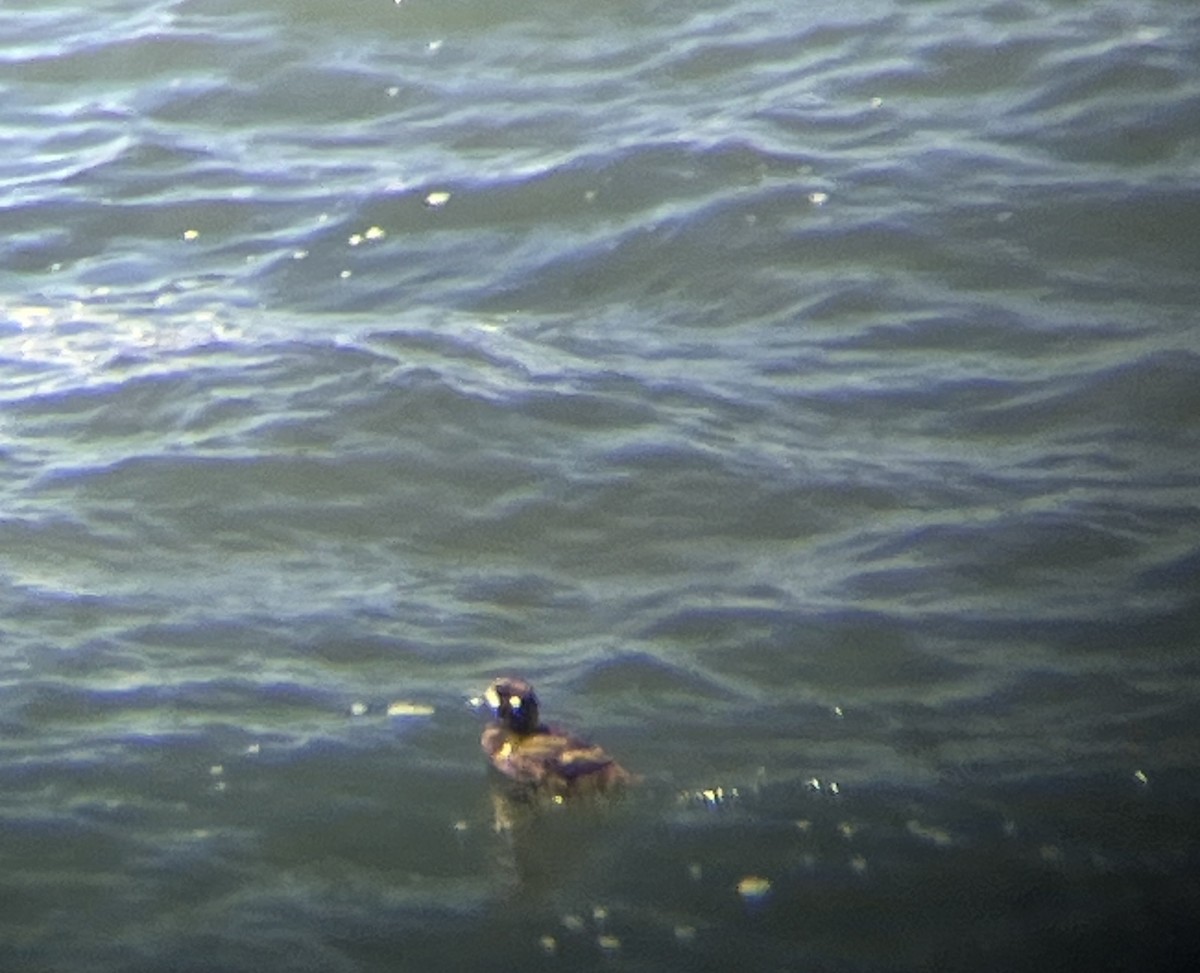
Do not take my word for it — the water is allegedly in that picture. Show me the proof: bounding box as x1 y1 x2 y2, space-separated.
3 0 1199 969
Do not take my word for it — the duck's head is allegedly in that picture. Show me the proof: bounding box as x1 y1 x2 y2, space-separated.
483 677 542 735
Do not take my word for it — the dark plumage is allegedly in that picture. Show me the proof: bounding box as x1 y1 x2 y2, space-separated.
480 677 632 798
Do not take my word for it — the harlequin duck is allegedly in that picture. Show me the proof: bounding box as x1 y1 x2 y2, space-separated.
480 677 632 798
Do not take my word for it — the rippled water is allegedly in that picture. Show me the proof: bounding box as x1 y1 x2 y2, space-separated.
3 0 1200 970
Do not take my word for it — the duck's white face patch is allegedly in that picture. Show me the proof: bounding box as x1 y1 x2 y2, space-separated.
484 686 501 710
508 695 522 710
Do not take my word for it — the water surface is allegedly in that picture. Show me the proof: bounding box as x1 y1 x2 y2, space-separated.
2 0 1199 970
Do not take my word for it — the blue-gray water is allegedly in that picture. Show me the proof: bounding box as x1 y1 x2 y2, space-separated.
3 0 1199 969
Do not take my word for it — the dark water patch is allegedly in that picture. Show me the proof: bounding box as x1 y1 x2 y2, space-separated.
428 432 845 576
765 611 969 695
363 326 522 373
1006 188 1200 280
1015 448 1135 476
781 217 946 280
929 667 1163 751
293 629 449 671
641 605 969 701
465 152 829 316
816 305 1112 357
794 373 1025 426
563 650 738 731
915 593 1200 670
1137 545 1200 595
639 603 802 649
471 213 731 315
5 636 146 689
513 387 659 430
154 61 400 129
123 614 312 659
655 16 878 86
856 510 1140 578
896 33 1057 98
446 573 595 652
794 278 916 326
842 509 1179 624
952 349 1200 441
602 440 728 474
29 445 547 557
555 139 822 219
727 480 903 542
4 17 267 86
411 139 811 231
456 572 585 611
1010 37 1200 166
9 367 268 444
1021 48 1188 113
323 372 575 455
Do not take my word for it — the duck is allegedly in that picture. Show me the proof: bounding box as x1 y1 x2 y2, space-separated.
480 677 632 799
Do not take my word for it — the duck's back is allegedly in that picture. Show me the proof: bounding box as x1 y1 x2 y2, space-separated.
483 725 630 795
